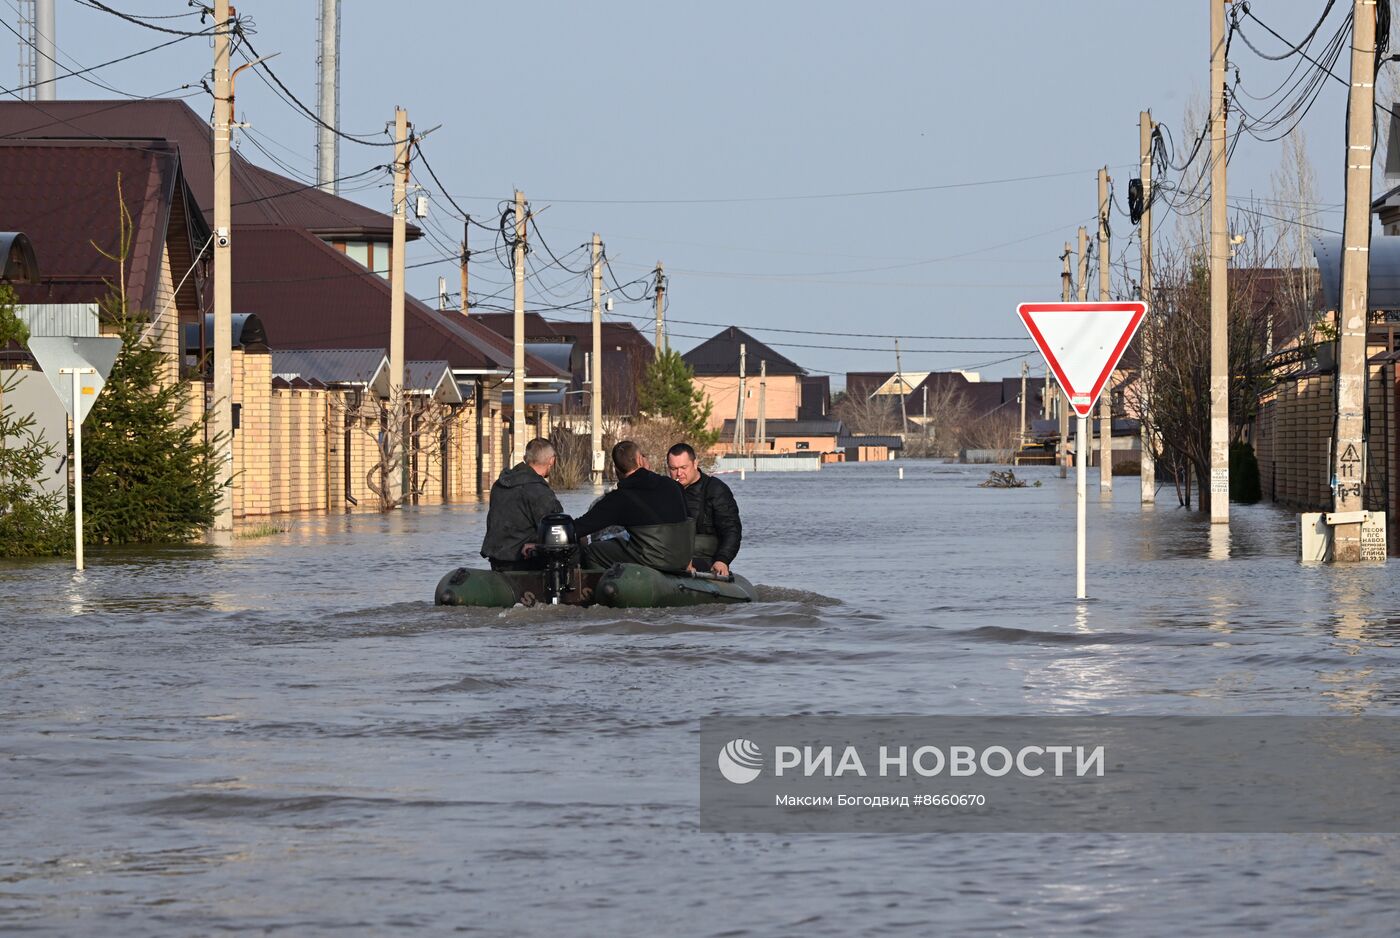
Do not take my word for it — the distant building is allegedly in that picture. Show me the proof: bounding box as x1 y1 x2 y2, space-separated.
470 311 654 424
0 98 572 515
715 418 845 456
683 326 807 432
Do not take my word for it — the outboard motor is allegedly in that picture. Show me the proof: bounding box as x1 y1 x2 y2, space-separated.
535 513 578 604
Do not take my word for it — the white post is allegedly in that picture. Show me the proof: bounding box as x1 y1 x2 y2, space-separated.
35 0 56 101
71 369 84 572
1076 413 1087 599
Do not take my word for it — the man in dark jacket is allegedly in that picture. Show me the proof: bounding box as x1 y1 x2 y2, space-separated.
575 441 692 573
480 438 563 571
666 442 741 576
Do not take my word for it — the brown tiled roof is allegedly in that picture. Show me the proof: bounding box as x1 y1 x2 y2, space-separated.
469 310 655 352
844 371 890 400
470 311 653 414
0 98 417 242
721 418 844 438
0 139 206 314
230 226 564 375
683 326 806 376
849 369 1023 421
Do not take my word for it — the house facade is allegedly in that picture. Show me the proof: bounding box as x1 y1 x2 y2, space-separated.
682 326 807 432
0 99 571 521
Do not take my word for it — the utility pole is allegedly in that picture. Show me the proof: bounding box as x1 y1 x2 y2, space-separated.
894 339 910 443
922 384 930 455
437 276 447 310
1075 225 1089 477
653 262 666 358
1059 241 1072 478
315 0 340 193
210 0 234 537
512 189 527 466
733 343 747 455
1331 0 1378 561
1019 359 1029 456
756 359 767 453
1076 226 1089 303
590 233 604 485
390 106 409 500
1209 0 1230 524
1098 166 1113 490
1140 110 1156 505
460 220 470 315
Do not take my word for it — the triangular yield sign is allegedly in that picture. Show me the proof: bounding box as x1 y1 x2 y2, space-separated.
27 336 122 425
1016 302 1146 417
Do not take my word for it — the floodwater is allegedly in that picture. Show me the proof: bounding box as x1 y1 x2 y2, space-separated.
3 461 1400 936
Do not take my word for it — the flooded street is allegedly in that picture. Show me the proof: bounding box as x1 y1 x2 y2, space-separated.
4 461 1400 935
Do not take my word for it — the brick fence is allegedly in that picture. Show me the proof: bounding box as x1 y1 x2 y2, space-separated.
1254 362 1398 548
225 348 494 520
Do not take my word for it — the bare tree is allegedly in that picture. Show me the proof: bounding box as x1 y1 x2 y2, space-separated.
955 405 1020 458
1374 14 1400 193
906 384 973 458
1136 212 1276 511
330 389 457 512
1269 126 1321 345
833 390 902 437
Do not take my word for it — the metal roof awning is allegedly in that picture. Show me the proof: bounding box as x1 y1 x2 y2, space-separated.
0 231 39 282
270 348 384 386
1312 235 1400 311
500 388 567 406
372 360 464 404
524 341 580 374
268 349 464 404
183 313 269 353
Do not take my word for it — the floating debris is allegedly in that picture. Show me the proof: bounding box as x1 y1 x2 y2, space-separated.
978 469 1040 488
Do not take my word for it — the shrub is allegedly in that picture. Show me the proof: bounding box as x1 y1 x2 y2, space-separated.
0 286 70 557
82 304 225 544
1229 441 1262 504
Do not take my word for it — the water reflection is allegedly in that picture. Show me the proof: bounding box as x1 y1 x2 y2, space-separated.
1208 524 1230 561
4 463 1400 934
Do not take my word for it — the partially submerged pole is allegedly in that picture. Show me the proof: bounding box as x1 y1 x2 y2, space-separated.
1140 109 1156 505
1208 0 1230 524
1330 0 1378 561
1077 413 1088 599
1098 166 1113 490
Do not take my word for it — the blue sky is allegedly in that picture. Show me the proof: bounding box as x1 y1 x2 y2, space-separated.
6 1 1355 386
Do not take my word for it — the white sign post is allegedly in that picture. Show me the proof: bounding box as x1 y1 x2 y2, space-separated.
61 368 95 571
28 336 122 572
1017 302 1146 599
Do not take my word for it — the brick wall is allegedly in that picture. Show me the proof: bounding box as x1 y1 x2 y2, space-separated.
227 374 486 520
1256 366 1397 547
230 349 272 519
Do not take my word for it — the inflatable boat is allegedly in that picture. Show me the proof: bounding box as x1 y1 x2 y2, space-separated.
435 512 756 608
433 562 756 608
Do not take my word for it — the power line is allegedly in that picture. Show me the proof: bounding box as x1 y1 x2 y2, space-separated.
230 29 398 147
77 0 225 36
452 165 1138 206
231 164 389 206
0 24 208 97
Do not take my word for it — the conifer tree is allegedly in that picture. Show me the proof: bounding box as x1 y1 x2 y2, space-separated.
0 285 69 557
637 349 719 447
82 303 224 544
